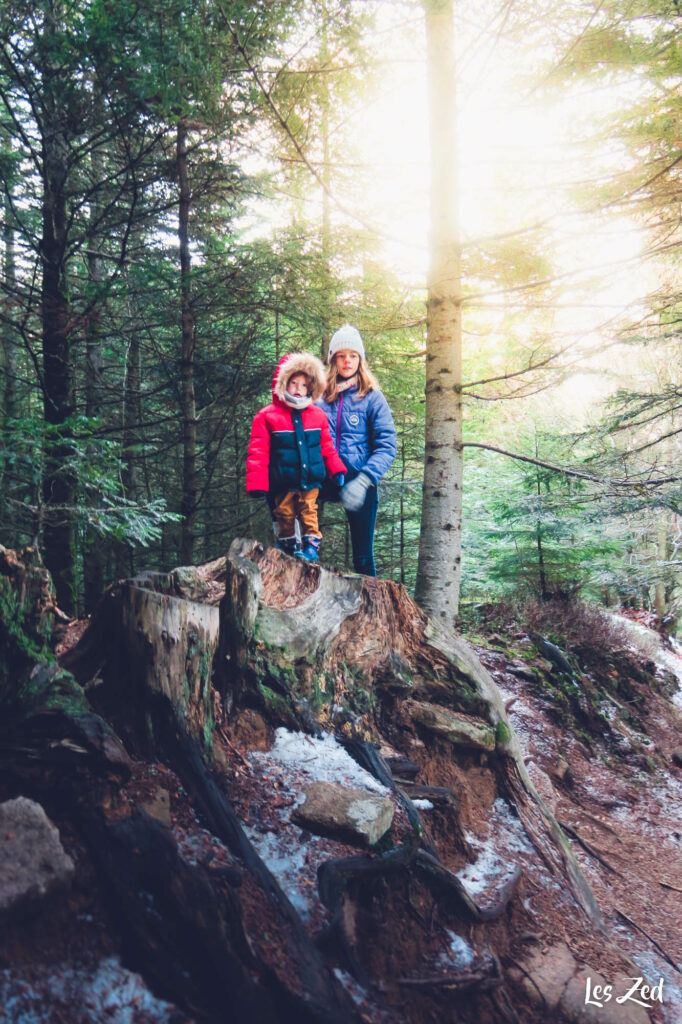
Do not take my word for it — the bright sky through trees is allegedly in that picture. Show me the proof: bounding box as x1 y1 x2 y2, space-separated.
349 2 654 362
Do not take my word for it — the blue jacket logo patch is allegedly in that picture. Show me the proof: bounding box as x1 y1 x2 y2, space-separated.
349 413 360 425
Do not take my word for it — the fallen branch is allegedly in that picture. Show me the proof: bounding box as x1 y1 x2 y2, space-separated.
615 909 681 974
659 880 682 894
396 971 502 992
558 821 624 877
217 725 251 771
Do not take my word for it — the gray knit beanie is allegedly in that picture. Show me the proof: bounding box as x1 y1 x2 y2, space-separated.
327 324 365 363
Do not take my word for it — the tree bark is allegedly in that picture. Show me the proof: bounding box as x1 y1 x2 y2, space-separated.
41 27 76 614
1 181 18 544
415 0 463 627
178 118 198 567
117 288 142 580
83 111 107 612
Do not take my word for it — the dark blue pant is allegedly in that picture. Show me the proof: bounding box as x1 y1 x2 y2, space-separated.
346 483 378 577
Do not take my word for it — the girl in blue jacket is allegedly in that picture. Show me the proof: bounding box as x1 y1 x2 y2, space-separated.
317 325 397 576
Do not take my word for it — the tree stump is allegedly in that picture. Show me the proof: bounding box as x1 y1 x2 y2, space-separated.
57 539 610 1023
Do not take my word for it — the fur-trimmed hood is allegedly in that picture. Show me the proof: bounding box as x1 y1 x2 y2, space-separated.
272 352 326 407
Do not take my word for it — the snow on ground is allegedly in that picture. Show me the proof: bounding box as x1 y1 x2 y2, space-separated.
0 957 178 1024
456 798 534 900
609 922 682 1024
631 951 682 1024
244 729 391 922
609 614 682 710
440 930 475 969
248 728 390 797
242 824 331 920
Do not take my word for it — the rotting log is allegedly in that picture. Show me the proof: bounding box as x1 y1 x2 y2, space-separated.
0 544 68 640
213 538 494 735
61 554 362 1024
62 568 221 757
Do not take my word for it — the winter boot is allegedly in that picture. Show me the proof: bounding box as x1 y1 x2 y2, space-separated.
297 535 320 562
276 536 299 556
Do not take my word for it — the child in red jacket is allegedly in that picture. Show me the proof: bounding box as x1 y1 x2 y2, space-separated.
246 352 346 562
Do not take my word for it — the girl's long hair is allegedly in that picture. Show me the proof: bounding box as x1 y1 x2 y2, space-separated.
324 356 379 403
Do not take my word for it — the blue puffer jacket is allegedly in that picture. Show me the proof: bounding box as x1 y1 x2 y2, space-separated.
317 386 397 485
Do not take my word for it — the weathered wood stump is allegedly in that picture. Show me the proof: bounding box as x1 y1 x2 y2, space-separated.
56 539 610 1022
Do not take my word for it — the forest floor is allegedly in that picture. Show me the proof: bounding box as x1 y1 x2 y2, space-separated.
472 616 682 1023
1 596 681 1024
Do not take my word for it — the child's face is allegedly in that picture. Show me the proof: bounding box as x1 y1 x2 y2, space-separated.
334 349 360 378
287 372 310 398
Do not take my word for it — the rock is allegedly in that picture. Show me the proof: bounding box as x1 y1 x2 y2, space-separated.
140 786 171 827
535 637 574 676
517 940 576 1011
409 701 496 751
292 781 394 847
0 797 75 916
505 660 537 681
560 967 652 1023
671 746 682 769
551 756 571 781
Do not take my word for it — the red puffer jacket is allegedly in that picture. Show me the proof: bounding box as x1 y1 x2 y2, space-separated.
246 352 346 494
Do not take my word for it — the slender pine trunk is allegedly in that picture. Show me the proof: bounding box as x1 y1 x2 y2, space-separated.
1 183 18 544
41 39 76 612
83 120 106 610
400 424 406 586
414 0 463 626
117 288 141 580
178 118 198 566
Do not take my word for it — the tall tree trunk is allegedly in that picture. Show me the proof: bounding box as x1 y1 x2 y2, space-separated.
319 7 333 362
654 510 667 623
654 433 673 625
41 23 76 612
400 426 406 585
414 0 463 626
1 183 18 545
178 118 198 566
83 121 106 610
535 458 548 601
116 285 142 580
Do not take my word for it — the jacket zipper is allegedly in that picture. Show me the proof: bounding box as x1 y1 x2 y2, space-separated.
335 392 344 452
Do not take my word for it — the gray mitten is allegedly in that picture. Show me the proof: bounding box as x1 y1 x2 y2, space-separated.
340 472 372 511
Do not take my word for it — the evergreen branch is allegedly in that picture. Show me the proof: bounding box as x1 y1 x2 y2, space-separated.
463 442 679 488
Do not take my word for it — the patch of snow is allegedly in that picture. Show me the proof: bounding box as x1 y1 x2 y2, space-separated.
243 826 316 918
490 798 534 856
244 730 396 922
333 968 370 1007
249 728 389 796
443 930 475 969
457 839 509 895
0 957 178 1024
411 799 434 810
631 950 682 1024
609 614 682 710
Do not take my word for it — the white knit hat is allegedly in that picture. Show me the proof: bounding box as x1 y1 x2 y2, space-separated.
327 324 365 364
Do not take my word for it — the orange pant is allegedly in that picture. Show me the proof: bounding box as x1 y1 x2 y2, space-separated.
272 489 321 539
